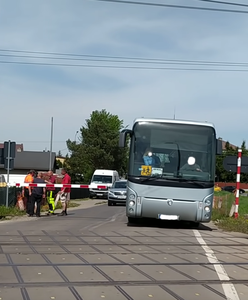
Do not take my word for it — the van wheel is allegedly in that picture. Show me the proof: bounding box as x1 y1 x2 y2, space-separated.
108 201 112 206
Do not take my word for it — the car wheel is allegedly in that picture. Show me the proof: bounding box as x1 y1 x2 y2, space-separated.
108 201 112 206
113 202 116 206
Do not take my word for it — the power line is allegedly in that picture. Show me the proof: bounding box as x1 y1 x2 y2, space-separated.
1 49 248 66
2 59 248 71
196 0 248 8
2 53 248 67
94 0 248 14
15 141 66 143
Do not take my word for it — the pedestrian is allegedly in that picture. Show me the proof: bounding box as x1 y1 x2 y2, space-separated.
22 170 35 215
54 168 71 216
29 172 46 217
45 170 56 215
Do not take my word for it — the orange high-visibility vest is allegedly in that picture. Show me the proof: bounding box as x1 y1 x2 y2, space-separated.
24 174 33 189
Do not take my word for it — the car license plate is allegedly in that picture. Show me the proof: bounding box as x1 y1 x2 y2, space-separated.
97 194 103 197
118 196 126 199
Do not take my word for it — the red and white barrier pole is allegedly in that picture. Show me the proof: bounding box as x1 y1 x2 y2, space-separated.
234 149 242 219
9 183 108 189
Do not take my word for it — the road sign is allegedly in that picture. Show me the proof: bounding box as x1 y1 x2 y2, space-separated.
3 141 16 158
2 141 16 208
3 141 16 170
223 156 248 174
0 148 4 164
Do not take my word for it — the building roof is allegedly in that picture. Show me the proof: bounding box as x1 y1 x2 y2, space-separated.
0 151 56 171
0 143 24 152
218 139 237 150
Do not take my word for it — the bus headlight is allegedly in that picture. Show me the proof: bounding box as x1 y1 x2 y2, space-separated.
129 200 135 206
203 194 213 206
129 194 135 200
205 199 211 206
204 206 210 212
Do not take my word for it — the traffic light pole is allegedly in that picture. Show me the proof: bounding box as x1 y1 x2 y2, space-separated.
5 140 11 207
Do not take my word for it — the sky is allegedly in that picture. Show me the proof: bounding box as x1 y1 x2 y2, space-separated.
1 0 248 156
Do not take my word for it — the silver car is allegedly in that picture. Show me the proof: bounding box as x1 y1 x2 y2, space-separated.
108 180 127 206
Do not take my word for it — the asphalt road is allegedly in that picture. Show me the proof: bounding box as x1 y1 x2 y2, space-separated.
0 201 248 300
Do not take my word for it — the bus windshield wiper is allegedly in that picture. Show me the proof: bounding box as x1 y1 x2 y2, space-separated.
165 177 207 187
140 175 163 182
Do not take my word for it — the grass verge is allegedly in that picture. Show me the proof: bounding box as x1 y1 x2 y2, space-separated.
70 198 90 202
41 201 81 212
212 191 248 233
0 206 26 219
0 199 85 220
94 201 107 205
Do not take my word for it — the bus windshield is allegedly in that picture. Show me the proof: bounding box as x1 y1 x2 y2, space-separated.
129 121 216 184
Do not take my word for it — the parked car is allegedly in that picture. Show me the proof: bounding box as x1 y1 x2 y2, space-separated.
108 180 127 206
222 186 245 194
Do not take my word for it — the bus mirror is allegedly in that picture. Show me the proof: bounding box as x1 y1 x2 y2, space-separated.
119 129 132 148
216 139 222 155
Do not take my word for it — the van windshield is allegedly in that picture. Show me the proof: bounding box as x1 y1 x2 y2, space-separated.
92 175 112 184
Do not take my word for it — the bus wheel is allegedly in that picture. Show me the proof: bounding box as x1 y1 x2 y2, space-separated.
191 222 200 228
128 217 138 225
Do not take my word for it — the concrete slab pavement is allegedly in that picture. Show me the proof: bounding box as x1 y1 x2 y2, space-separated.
0 204 248 299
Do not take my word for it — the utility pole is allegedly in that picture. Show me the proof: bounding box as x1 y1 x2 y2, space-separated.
49 117 53 170
5 140 11 207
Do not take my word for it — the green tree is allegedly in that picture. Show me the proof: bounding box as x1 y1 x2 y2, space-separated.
240 141 248 183
215 140 248 183
66 109 129 183
56 159 63 169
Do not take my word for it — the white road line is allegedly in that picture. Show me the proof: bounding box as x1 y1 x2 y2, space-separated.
193 230 240 300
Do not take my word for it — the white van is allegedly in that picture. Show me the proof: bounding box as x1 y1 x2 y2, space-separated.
89 169 119 198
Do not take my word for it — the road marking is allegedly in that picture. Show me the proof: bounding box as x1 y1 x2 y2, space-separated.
193 230 240 300
90 212 124 230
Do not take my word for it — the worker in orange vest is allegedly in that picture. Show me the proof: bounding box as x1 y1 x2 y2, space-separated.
22 170 35 215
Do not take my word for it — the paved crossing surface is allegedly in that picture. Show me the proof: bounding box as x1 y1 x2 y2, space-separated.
0 202 248 299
